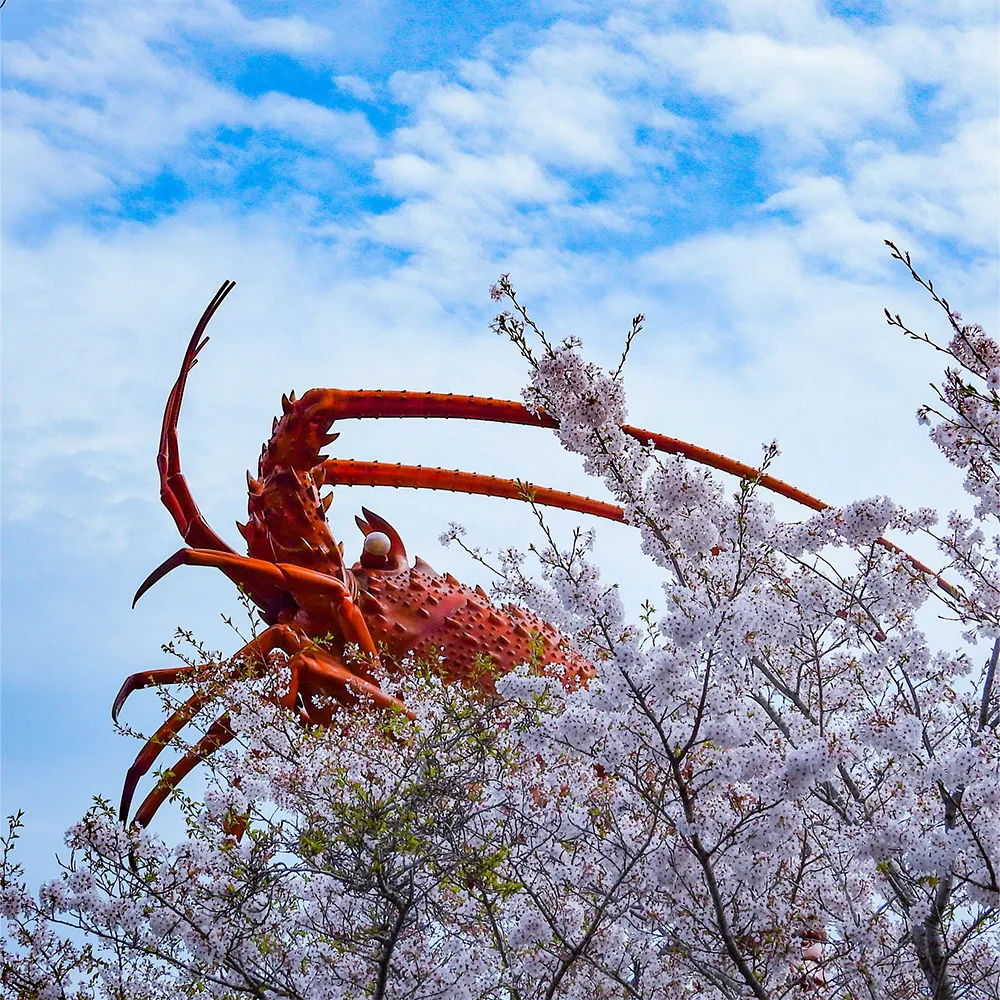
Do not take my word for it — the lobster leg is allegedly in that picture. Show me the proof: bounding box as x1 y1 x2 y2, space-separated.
130 659 412 829
113 665 198 724
113 624 310 722
118 624 408 825
126 665 407 826
117 624 301 821
132 548 380 666
281 646 413 723
131 713 237 829
119 686 216 822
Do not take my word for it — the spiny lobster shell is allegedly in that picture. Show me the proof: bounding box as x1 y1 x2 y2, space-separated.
354 556 591 691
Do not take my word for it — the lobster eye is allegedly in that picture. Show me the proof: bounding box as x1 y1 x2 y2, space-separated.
362 532 391 559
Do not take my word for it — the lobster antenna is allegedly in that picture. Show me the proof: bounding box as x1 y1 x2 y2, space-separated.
161 280 236 447
150 281 291 623
279 389 956 597
316 456 955 598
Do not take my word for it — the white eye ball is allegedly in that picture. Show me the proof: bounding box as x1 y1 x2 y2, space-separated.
363 531 391 558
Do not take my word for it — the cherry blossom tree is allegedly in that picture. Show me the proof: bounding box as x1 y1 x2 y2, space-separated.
3 246 998 999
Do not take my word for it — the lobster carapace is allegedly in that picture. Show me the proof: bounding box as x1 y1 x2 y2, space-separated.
115 281 949 828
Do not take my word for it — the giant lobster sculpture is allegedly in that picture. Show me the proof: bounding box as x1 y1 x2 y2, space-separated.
114 281 949 830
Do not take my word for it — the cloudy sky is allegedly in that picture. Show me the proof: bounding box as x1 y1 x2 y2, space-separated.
2 0 997 883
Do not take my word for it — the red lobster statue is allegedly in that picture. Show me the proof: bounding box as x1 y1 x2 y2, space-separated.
114 281 947 830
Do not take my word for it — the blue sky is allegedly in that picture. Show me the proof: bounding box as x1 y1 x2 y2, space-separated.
2 0 997 884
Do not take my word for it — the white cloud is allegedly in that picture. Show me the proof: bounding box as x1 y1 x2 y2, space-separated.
386 23 674 175
152 0 335 56
713 0 836 38
849 117 1000 252
5 3 995 542
349 24 690 284
762 174 893 273
875 22 999 127
1 1 369 226
334 74 378 103
641 28 906 146
252 92 377 154
242 14 333 54
1 124 115 220
884 0 1000 25
376 150 563 203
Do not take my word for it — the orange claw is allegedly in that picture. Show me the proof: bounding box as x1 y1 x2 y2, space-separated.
131 547 382 665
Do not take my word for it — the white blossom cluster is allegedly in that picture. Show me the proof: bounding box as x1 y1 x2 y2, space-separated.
3 263 999 998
